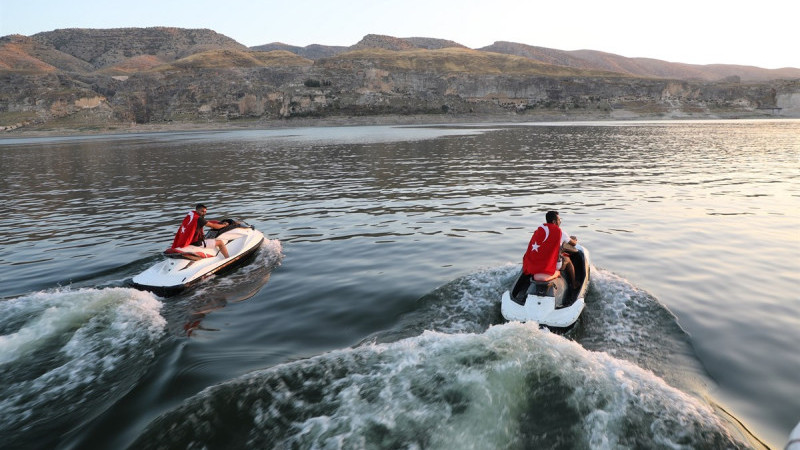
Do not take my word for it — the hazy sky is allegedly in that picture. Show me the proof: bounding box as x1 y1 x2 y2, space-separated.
1 0 796 69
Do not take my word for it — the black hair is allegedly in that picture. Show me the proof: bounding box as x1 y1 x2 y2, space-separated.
195 203 207 210
546 211 559 224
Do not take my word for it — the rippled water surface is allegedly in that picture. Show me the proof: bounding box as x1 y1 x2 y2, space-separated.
1 120 798 449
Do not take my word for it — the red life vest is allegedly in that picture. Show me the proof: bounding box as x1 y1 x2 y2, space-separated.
522 223 563 276
170 211 201 250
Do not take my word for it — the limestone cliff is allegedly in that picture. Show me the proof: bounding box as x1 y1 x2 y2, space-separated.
1 28 799 132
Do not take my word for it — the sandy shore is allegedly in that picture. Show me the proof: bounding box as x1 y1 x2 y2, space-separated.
0 112 545 138
0 109 790 139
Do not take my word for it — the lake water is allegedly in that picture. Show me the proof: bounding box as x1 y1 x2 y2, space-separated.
1 119 798 449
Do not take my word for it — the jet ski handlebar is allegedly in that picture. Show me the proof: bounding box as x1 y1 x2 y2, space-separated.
205 219 253 238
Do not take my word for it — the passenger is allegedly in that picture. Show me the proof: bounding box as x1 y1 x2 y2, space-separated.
170 203 230 258
522 210 577 287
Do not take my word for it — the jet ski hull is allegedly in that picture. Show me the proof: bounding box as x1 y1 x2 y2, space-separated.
131 224 265 296
501 245 590 330
788 422 800 450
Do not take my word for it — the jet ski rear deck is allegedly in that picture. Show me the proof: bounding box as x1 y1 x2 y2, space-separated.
500 244 591 331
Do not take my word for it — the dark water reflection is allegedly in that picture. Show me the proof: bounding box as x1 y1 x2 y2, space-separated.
1 120 798 448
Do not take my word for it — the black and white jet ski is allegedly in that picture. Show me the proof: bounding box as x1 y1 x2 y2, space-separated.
131 220 264 296
500 244 591 330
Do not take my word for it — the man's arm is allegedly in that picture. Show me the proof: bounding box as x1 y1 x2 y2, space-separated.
561 229 578 246
206 220 228 230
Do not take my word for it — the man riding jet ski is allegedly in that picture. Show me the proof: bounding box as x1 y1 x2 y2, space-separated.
522 210 578 289
501 211 590 330
168 203 232 259
130 204 264 295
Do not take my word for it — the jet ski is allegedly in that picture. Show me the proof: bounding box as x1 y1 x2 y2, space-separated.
500 244 590 331
788 421 800 450
131 220 264 296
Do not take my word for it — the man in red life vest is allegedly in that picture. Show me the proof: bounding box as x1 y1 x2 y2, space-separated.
522 211 577 286
170 204 230 258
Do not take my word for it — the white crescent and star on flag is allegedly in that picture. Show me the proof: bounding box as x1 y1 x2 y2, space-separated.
180 211 195 234
537 224 550 242
530 224 550 252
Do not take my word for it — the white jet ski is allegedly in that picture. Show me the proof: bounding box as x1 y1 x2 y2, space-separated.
131 220 264 296
501 244 590 331
788 421 800 450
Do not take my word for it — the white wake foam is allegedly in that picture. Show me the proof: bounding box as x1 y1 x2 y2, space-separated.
136 322 745 449
0 288 166 438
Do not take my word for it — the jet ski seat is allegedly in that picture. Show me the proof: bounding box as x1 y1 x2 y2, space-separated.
533 279 558 297
163 247 215 260
510 274 561 305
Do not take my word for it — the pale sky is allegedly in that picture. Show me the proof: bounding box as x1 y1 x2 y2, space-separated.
1 0 796 69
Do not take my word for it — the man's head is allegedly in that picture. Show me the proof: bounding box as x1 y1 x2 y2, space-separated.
546 210 560 224
195 204 208 216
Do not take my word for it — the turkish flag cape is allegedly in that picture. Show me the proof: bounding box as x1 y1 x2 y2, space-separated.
522 223 563 275
170 211 200 250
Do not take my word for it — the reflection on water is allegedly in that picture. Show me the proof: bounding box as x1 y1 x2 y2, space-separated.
169 239 283 337
1 119 798 448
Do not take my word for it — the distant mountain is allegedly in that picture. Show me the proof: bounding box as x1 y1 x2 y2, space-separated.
480 41 800 82
479 42 594 70
2 27 798 133
249 42 347 60
6 28 796 82
248 35 799 82
567 49 800 82
31 27 246 70
251 35 468 60
351 34 467 51
350 34 418 51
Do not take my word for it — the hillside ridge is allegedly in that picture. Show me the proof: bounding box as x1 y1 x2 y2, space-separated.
3 28 798 81
2 27 799 133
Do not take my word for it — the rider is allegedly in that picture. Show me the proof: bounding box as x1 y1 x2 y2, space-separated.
170 204 230 258
522 211 577 287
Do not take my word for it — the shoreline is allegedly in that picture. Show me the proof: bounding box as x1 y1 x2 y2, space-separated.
1 109 792 139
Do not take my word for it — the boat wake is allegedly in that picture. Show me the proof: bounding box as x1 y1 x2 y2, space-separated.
132 323 748 449
131 265 757 449
0 239 285 448
0 288 166 449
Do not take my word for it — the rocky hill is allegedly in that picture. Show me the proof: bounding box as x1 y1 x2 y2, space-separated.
0 34 94 73
402 37 468 50
251 35 467 61
481 41 800 82
31 27 246 70
257 35 800 83
1 28 799 133
250 42 347 60
152 49 312 71
350 34 468 51
317 47 620 77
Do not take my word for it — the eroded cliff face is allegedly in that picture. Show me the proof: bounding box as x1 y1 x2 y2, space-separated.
777 93 800 115
2 65 798 131
3 28 799 131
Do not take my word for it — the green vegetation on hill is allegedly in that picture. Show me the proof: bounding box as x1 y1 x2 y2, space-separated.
152 50 312 71
320 47 626 77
